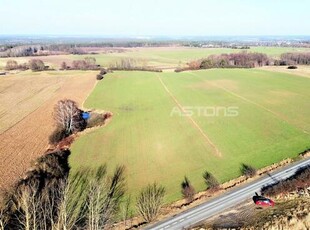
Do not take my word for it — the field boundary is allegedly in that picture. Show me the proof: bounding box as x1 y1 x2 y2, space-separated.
157 74 221 157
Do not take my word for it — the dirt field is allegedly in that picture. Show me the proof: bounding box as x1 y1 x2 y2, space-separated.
0 70 97 192
0 72 66 134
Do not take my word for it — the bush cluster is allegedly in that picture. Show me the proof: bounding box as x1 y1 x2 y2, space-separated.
96 68 108 80
49 128 68 145
287 65 298 69
71 57 100 70
86 112 111 128
262 165 310 197
181 177 196 203
203 171 220 190
5 60 28 71
241 163 257 178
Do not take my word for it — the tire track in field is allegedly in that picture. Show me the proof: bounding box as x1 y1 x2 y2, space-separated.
189 72 309 135
156 74 221 157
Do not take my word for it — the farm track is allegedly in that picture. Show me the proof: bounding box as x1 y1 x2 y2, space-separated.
0 73 97 192
157 74 221 157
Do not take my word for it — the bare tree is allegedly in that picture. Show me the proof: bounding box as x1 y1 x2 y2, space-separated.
53 99 86 135
2 148 125 230
54 177 88 230
56 166 126 230
241 163 257 178
136 183 165 223
181 177 195 203
29 59 45 71
85 57 96 67
0 207 8 230
203 171 220 190
61 62 67 70
14 183 41 230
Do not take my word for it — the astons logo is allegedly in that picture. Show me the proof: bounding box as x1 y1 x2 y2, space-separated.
170 106 239 117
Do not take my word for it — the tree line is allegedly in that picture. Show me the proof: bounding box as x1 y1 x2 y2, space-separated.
176 51 310 72
5 57 101 72
280 52 310 65
5 59 47 71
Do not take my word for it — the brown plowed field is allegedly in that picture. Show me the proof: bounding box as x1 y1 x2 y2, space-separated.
0 71 97 191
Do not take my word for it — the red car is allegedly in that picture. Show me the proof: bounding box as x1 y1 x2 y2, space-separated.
253 194 275 207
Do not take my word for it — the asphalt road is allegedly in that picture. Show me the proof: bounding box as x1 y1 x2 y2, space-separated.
145 157 310 230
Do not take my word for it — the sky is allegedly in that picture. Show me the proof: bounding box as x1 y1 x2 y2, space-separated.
0 0 309 36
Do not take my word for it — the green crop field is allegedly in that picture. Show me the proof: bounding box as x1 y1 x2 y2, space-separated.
72 47 310 68
1 46 309 70
70 69 310 203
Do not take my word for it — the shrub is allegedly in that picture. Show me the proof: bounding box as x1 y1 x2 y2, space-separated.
181 177 195 203
100 68 108 75
136 183 165 223
174 67 191 72
71 57 100 70
49 128 68 145
5 60 18 70
262 165 310 197
96 74 103 80
86 112 108 128
287 65 298 69
188 60 202 69
241 163 257 178
60 61 67 70
203 171 220 190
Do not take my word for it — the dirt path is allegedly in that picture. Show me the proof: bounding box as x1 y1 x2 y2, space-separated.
157 75 221 157
0 72 97 191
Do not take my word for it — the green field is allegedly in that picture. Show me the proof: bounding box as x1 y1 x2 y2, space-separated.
1 46 310 70
70 69 310 203
72 47 310 68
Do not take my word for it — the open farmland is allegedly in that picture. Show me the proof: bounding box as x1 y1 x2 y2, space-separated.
65 46 310 69
0 71 96 191
70 69 310 203
1 46 310 70
0 72 65 133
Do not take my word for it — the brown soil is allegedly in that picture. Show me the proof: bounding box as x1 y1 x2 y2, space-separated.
0 71 97 192
0 72 66 134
